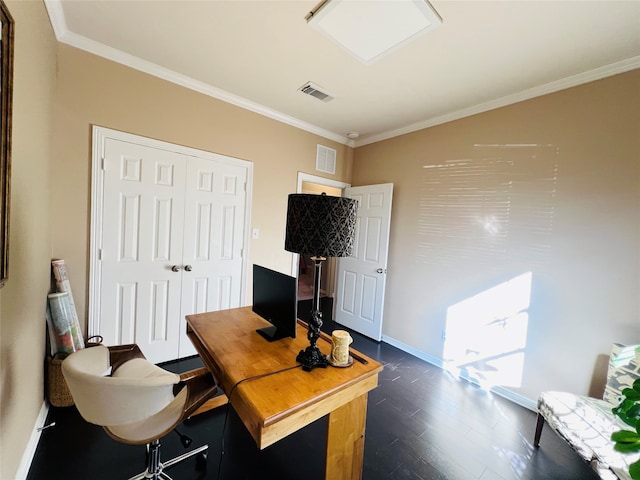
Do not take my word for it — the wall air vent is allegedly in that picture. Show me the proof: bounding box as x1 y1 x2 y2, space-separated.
316 144 336 174
299 82 334 102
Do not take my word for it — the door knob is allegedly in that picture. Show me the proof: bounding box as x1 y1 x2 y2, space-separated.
184 265 193 272
171 265 181 272
376 268 386 274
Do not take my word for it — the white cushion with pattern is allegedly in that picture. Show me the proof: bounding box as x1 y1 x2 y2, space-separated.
537 343 640 480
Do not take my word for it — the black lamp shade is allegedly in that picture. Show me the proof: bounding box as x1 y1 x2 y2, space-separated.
285 194 357 258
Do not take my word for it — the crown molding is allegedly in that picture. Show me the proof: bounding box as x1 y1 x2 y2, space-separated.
355 55 640 147
44 0 66 39
43 1 352 146
44 1 638 150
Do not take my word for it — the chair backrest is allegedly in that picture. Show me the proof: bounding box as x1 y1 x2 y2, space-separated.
603 343 640 405
62 345 180 426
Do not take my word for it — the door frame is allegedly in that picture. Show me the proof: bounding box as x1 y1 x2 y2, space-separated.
88 126 254 337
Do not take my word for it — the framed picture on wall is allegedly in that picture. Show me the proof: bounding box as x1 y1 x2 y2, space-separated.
0 0 13 288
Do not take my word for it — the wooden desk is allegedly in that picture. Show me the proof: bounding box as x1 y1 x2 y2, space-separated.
186 306 383 480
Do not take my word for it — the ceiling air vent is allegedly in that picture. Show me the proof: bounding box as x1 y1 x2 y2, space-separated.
299 82 334 102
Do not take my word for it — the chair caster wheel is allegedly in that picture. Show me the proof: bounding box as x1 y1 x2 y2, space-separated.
196 452 207 472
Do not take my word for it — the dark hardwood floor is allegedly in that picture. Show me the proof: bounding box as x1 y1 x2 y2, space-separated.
28 300 599 480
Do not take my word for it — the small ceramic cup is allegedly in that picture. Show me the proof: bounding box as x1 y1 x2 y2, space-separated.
330 330 353 366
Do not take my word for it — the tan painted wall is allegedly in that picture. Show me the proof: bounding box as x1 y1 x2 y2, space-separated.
0 1 56 478
1 4 638 474
352 70 640 402
52 44 354 334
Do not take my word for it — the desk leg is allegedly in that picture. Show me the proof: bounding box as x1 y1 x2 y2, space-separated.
325 393 368 480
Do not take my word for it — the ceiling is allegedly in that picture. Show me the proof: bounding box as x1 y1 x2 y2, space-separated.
45 1 640 147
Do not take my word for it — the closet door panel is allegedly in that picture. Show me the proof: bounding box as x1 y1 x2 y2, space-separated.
92 128 251 364
100 139 186 363
178 157 248 357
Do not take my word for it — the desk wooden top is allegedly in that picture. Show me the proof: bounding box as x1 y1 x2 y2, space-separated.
186 306 383 448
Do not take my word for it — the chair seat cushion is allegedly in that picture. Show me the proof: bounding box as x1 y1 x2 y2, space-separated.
111 357 178 381
538 391 640 477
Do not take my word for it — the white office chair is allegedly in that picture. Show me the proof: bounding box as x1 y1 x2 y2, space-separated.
62 343 218 480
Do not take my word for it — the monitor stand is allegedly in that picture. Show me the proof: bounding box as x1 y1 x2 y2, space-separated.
256 325 285 342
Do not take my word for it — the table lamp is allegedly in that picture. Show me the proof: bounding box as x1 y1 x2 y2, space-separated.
285 193 358 371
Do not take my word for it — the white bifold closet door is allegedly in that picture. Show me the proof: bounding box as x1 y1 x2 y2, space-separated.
94 133 248 364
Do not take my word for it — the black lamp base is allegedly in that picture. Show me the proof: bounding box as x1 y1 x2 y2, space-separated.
297 258 328 372
296 345 328 372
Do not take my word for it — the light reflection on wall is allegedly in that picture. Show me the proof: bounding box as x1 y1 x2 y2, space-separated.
443 272 532 389
417 144 559 273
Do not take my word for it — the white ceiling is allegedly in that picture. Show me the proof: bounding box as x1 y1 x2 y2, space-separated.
45 0 640 147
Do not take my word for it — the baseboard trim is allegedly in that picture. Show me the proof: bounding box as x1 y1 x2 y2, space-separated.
381 334 537 411
492 386 537 411
15 401 49 480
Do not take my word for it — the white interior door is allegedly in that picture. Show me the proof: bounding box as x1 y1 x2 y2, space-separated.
178 156 247 357
335 183 393 341
100 139 187 362
91 128 251 364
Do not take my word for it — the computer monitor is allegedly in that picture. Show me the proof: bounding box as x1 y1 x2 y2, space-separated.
252 264 297 341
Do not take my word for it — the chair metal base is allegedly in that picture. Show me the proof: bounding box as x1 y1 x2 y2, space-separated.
128 439 208 480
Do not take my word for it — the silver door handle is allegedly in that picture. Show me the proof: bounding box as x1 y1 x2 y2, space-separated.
376 268 386 274
171 265 181 272
184 265 192 272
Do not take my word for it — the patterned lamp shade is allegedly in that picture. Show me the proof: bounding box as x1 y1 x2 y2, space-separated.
285 193 358 258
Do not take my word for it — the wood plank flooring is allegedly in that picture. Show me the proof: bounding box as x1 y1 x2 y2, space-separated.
27 301 600 480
